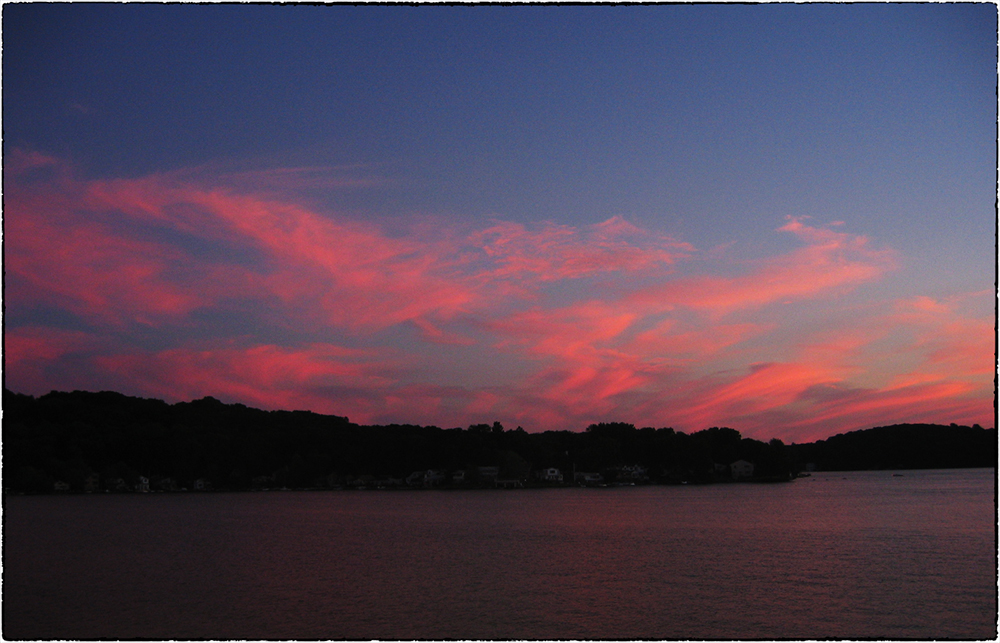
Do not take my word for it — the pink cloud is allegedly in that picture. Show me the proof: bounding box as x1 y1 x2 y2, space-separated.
883 295 996 386
483 300 657 420
87 345 503 429
487 288 992 437
5 203 216 325
5 326 95 370
5 156 696 339
91 343 400 420
625 321 765 365
3 327 105 396
668 361 844 431
5 149 63 174
778 380 990 443
635 297 995 441
409 318 477 346
628 217 897 317
8 162 479 332
465 219 900 431
4 152 991 441
74 177 692 334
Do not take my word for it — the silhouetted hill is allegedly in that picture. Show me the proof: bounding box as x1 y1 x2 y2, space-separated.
2 389 994 493
787 423 997 471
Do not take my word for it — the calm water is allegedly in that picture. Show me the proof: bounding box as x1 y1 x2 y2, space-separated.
3 469 996 640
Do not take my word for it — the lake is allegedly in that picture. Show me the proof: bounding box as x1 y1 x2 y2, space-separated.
3 469 995 640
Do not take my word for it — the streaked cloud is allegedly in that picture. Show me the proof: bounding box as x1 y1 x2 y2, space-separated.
4 153 992 439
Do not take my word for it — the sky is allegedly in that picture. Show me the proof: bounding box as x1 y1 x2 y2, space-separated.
3 4 996 442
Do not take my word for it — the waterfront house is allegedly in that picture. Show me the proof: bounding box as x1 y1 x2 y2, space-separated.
574 471 603 485
154 476 177 492
537 467 564 482
423 470 446 487
618 464 649 482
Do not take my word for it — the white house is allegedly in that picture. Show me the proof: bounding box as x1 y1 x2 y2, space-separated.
539 467 563 482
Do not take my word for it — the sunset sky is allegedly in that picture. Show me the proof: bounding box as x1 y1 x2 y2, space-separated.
4 4 996 442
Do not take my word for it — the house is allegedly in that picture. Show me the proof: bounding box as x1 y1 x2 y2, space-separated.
618 465 648 482
730 460 755 480
537 467 563 483
155 477 177 492
53 480 71 492
423 470 446 487
574 472 603 485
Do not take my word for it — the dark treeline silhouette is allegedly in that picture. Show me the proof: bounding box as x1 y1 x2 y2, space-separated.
3 389 995 493
792 422 996 471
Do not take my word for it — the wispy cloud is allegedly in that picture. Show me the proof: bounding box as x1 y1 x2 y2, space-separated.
627 217 897 318
4 153 992 439
92 343 401 420
471 217 692 283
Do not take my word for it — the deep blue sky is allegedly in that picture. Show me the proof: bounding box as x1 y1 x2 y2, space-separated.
4 4 996 438
6 5 994 236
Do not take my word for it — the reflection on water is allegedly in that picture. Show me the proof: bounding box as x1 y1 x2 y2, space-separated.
3 469 995 639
